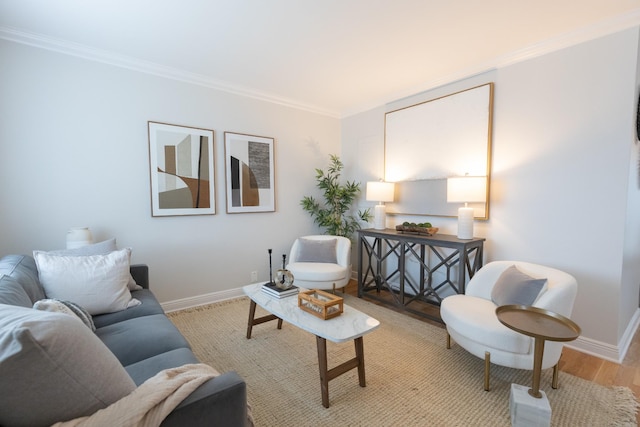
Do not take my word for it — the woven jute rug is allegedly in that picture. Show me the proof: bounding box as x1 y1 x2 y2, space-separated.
168 295 638 426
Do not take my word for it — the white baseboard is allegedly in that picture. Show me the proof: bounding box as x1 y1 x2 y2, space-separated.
566 337 622 363
161 287 245 313
619 308 640 359
566 307 640 363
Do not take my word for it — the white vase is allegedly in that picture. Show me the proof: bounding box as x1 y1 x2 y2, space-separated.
66 227 93 249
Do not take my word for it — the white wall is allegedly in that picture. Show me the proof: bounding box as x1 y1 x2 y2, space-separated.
620 30 640 347
2 27 640 361
0 39 340 304
343 28 640 360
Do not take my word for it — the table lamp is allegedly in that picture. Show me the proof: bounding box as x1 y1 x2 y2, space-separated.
366 181 395 230
447 176 487 239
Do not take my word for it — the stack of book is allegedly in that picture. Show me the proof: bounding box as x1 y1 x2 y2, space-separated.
261 282 299 298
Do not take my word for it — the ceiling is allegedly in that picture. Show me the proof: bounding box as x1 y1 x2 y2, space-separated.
1 1 640 117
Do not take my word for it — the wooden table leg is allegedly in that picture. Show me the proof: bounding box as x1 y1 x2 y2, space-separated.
355 337 366 387
316 336 330 408
246 300 257 339
246 299 282 339
315 335 368 408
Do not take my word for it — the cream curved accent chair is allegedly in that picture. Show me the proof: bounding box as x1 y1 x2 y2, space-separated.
286 235 351 292
440 260 578 391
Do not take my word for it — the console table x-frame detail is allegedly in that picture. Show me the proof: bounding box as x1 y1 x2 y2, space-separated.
357 228 485 322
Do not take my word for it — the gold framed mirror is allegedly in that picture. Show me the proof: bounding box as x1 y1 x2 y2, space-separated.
384 83 493 219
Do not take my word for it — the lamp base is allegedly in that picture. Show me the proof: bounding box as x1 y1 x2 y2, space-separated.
457 207 474 239
373 204 386 230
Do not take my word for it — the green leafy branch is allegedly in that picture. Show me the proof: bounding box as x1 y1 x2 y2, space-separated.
301 154 372 238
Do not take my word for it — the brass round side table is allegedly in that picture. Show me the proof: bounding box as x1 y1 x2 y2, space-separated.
496 305 581 398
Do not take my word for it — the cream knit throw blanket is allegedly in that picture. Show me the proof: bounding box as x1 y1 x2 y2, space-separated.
52 363 244 427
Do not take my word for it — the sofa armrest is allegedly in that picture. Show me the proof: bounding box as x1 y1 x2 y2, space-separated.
160 371 248 427
130 264 149 289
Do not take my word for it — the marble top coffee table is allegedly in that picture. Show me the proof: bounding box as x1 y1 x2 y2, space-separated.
243 283 380 408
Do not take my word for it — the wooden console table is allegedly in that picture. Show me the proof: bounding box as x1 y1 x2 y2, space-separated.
357 228 485 322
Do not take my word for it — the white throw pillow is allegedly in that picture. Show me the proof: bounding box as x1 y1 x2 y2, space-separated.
33 248 141 315
46 238 142 291
49 238 118 256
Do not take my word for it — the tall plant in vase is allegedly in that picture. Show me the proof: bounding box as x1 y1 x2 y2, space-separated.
300 154 372 238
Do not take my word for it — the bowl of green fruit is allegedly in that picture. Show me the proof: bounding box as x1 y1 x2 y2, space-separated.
396 222 439 235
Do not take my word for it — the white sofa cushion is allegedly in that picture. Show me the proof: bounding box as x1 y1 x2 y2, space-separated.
441 294 531 354
287 262 347 282
0 304 136 426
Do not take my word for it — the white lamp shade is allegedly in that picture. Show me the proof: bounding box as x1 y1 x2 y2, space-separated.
446 176 487 203
366 181 395 203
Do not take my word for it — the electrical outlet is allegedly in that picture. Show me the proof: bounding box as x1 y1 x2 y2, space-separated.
250 271 258 282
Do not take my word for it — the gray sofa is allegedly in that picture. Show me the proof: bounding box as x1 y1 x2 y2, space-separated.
0 254 248 427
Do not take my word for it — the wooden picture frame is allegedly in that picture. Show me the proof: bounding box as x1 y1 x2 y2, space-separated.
224 132 275 213
384 83 493 219
148 121 216 217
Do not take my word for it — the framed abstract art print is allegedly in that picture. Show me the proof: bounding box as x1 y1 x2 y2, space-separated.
224 132 275 213
148 121 216 217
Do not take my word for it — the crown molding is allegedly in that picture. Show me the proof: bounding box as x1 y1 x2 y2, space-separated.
0 26 341 119
2 8 640 121
492 8 640 69
343 8 640 118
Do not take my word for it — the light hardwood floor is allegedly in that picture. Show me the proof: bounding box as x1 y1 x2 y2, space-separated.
342 281 640 423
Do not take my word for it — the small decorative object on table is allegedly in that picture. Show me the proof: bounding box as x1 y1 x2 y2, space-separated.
262 249 299 298
395 222 439 235
275 254 295 290
261 282 298 298
266 248 275 286
298 289 344 320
